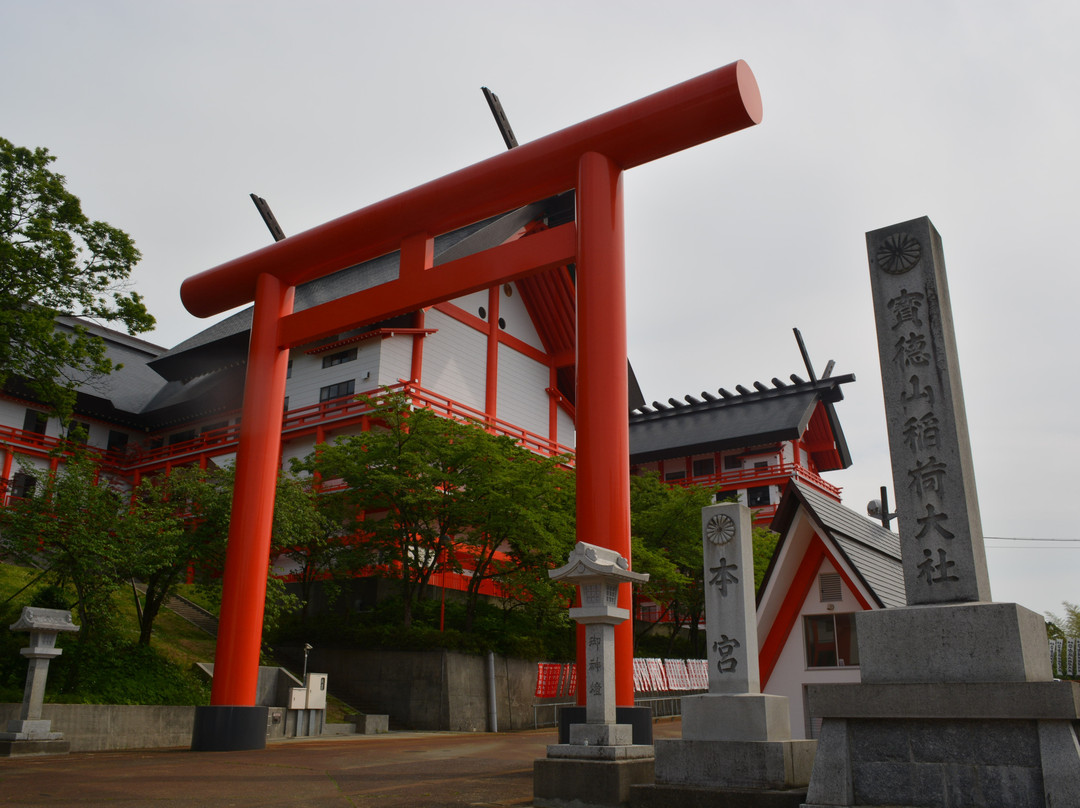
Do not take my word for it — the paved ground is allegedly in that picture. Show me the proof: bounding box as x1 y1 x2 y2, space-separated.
0 720 684 807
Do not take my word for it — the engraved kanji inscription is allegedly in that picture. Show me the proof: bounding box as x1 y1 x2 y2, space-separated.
915 503 956 540
708 557 739 597
917 547 959 585
888 289 925 329
712 634 741 673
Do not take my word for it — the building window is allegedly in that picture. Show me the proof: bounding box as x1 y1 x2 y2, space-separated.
692 458 715 478
107 430 129 453
66 421 90 444
10 472 36 499
322 348 357 369
23 409 48 435
320 379 355 402
724 455 742 470
664 470 686 482
804 613 859 668
287 359 293 379
168 429 196 446
747 486 771 507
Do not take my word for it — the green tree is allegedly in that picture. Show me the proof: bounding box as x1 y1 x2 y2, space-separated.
0 451 129 647
448 432 575 631
123 466 230 645
629 472 717 656
0 137 154 417
298 391 577 630
270 469 347 625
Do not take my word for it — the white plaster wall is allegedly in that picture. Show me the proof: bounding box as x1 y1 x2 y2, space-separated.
556 407 575 451
495 283 543 352
496 344 549 439
285 341 380 409
420 310 486 413
761 556 864 740
376 333 413 387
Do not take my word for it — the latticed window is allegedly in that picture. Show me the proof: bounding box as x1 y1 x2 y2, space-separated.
320 379 355 402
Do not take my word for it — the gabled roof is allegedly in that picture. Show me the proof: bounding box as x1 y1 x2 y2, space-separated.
767 480 905 609
628 373 854 468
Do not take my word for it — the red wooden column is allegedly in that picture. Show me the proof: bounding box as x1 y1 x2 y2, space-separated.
210 272 294 707
575 151 633 706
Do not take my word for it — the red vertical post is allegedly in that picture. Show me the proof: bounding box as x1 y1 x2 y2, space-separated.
485 286 501 423
210 272 294 706
575 151 634 706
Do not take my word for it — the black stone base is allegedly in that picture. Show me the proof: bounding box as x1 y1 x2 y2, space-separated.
0 739 71 758
535 756 655 808
630 783 808 808
190 705 268 752
558 706 653 745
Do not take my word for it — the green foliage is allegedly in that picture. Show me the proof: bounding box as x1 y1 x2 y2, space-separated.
296 390 577 629
1046 602 1080 641
292 594 575 661
629 472 718 656
1 451 130 646
753 526 780 589
0 564 211 705
123 465 230 645
0 137 154 418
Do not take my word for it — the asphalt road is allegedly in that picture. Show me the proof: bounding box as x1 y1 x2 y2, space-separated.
0 721 684 807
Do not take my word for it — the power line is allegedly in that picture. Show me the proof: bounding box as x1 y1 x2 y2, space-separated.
984 535 1080 543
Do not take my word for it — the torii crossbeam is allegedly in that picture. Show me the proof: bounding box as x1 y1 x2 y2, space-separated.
183 61 762 751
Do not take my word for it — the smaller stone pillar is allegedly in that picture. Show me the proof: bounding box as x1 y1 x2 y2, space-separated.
0 607 79 757
534 542 652 808
633 504 816 808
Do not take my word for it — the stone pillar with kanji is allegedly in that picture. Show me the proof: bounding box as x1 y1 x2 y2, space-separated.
534 542 654 808
638 503 816 802
800 217 1080 808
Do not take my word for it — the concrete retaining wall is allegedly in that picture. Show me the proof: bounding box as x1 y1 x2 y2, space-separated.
311 648 538 731
0 704 195 752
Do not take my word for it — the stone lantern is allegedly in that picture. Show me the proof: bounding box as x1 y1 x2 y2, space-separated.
0 606 79 756
548 541 648 746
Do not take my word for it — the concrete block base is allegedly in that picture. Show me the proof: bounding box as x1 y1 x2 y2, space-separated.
802 716 1080 807
534 754 655 807
681 692 792 742
350 713 389 734
190 705 268 752
655 738 816 790
856 602 1052 684
630 782 808 808
0 738 70 757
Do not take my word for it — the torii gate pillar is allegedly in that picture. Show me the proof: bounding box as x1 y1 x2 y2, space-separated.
184 62 762 751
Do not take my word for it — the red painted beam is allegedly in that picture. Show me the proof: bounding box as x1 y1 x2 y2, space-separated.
181 61 761 319
277 222 576 348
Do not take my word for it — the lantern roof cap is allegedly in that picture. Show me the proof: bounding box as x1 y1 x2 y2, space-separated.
549 542 649 584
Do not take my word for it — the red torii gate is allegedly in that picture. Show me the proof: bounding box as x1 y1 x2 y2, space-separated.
183 61 762 750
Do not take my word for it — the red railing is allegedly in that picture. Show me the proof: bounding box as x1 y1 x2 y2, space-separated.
664 461 842 501
1 382 574 482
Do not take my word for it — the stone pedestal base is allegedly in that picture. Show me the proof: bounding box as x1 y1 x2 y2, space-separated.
654 738 817 790
190 705 268 752
0 738 70 757
802 715 1080 808
681 692 793 742
803 604 1080 807
631 782 809 808
534 749 655 808
2 718 62 741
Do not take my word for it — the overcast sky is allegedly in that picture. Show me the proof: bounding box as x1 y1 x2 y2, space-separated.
3 1 1078 620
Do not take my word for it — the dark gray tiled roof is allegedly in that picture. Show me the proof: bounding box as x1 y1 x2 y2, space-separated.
629 374 854 465
771 481 906 609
